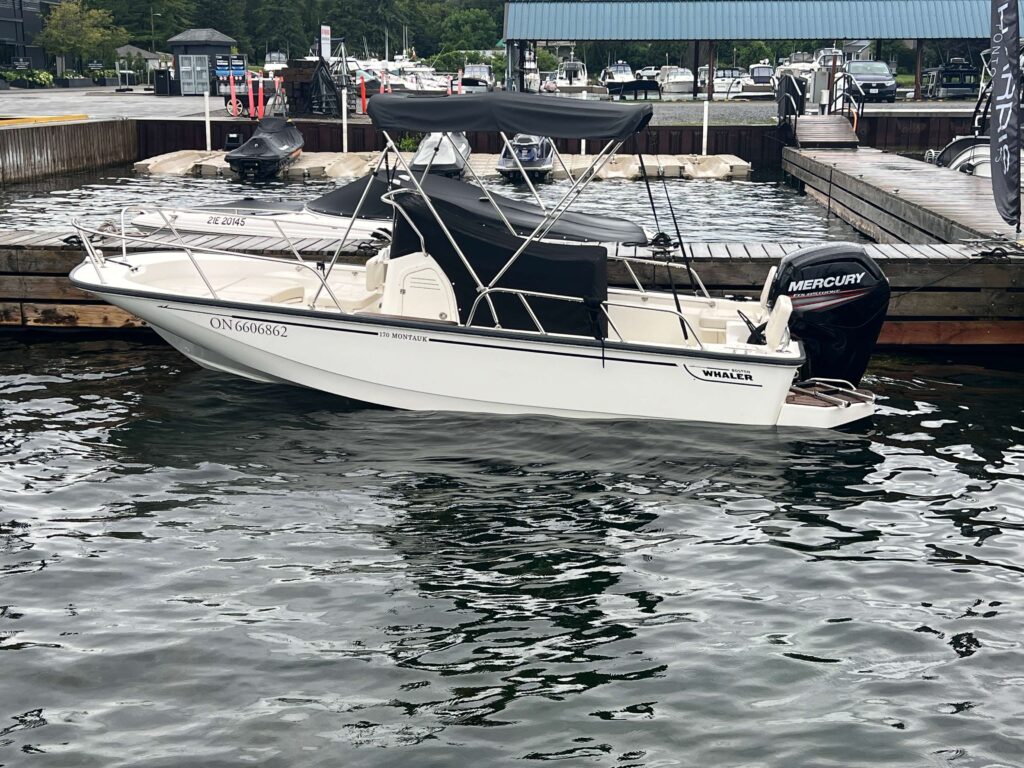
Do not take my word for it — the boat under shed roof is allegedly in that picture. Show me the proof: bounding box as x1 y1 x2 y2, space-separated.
503 0 1024 41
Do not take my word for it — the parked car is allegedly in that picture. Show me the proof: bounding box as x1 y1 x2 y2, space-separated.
634 65 659 80
844 60 897 102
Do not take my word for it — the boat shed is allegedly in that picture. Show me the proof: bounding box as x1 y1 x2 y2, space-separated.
503 0 1023 41
502 0 1024 97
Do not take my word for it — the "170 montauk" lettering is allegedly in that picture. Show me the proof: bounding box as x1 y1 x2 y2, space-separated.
788 272 866 293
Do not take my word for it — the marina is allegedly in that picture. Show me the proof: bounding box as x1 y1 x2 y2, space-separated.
2 0 1024 764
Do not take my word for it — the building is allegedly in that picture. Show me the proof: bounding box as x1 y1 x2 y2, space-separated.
0 0 61 69
116 43 172 72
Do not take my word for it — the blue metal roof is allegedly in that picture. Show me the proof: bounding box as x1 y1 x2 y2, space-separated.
504 1 1024 40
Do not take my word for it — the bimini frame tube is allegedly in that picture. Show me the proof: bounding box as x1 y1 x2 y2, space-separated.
310 149 392 307
489 138 622 288
380 130 499 325
499 131 546 211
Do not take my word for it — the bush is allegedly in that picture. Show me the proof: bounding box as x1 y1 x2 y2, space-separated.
0 69 54 87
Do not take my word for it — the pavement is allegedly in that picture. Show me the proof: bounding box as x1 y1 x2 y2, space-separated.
0 85 979 125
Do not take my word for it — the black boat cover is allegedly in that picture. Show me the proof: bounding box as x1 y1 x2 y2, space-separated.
366 91 653 140
390 190 608 339
225 118 304 162
307 171 649 244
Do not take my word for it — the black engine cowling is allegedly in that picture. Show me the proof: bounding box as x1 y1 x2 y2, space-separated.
767 244 890 386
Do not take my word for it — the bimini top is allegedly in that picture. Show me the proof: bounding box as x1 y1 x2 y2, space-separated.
366 91 653 140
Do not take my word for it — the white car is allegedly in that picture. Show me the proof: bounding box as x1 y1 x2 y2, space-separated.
634 66 659 80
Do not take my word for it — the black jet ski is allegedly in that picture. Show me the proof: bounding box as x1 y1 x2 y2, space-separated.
497 134 555 182
225 117 304 180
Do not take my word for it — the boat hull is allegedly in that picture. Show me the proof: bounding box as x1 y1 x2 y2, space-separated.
132 207 390 241
83 286 805 426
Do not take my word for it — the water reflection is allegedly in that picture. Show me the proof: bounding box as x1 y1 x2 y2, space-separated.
1 338 1023 765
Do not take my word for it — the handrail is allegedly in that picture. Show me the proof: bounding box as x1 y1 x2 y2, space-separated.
828 72 865 131
465 285 704 350
71 215 349 313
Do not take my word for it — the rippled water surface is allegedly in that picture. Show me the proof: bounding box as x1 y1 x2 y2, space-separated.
0 165 865 243
1 337 1022 767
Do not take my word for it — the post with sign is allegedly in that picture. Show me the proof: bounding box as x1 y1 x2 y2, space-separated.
320 25 331 61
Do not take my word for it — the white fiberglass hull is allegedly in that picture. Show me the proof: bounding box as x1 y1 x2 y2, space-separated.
132 208 389 241
97 292 805 424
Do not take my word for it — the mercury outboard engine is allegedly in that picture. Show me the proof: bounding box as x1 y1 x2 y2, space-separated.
767 244 890 386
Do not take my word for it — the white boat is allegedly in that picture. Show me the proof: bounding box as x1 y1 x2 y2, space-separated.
552 57 606 95
657 65 695 95
599 61 635 94
523 50 541 92
70 93 889 429
131 174 397 241
698 66 754 99
461 63 495 93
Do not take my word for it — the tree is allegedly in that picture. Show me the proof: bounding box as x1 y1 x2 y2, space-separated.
440 8 496 52
35 0 129 71
91 0 195 52
251 0 310 58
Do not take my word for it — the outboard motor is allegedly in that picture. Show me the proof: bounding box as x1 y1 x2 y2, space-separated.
767 244 890 386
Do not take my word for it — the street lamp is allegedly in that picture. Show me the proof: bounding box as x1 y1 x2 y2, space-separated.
150 9 162 85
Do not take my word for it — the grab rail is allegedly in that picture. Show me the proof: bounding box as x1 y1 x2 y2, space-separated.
71 214 349 313
464 285 703 350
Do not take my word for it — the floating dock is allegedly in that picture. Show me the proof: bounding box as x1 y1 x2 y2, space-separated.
783 147 1019 243
2 230 1019 344
133 150 752 181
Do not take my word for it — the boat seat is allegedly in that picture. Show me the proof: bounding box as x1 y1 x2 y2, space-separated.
759 266 777 309
365 253 388 292
765 295 792 350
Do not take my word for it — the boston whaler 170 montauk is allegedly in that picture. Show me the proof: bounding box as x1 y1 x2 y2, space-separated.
70 92 889 428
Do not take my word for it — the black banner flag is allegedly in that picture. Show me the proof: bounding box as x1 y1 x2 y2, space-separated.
990 0 1021 230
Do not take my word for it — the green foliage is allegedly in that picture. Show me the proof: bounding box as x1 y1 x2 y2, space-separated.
428 50 483 72
398 132 423 152
35 0 129 68
440 8 497 51
0 69 55 86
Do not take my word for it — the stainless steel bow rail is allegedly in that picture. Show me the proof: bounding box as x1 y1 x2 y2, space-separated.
72 212 349 313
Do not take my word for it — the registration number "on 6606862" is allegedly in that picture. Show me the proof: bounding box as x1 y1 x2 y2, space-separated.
209 316 288 337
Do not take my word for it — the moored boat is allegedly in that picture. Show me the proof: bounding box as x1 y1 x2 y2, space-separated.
70 92 889 429
496 134 555 181
225 118 304 180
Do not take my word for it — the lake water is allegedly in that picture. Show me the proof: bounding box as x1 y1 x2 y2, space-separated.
1 339 1022 767
0 165 866 243
1 168 1021 767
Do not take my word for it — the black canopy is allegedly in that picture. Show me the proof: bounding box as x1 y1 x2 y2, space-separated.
391 191 608 338
306 171 649 244
366 91 653 141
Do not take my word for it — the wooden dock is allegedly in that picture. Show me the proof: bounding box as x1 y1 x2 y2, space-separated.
2 230 1020 344
793 115 861 149
783 147 1019 243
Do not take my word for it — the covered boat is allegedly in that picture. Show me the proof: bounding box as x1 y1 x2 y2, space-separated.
225 117 304 180
70 92 888 428
409 131 471 177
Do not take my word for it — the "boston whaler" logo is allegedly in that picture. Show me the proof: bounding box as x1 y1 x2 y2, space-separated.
788 272 866 293
684 364 761 387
